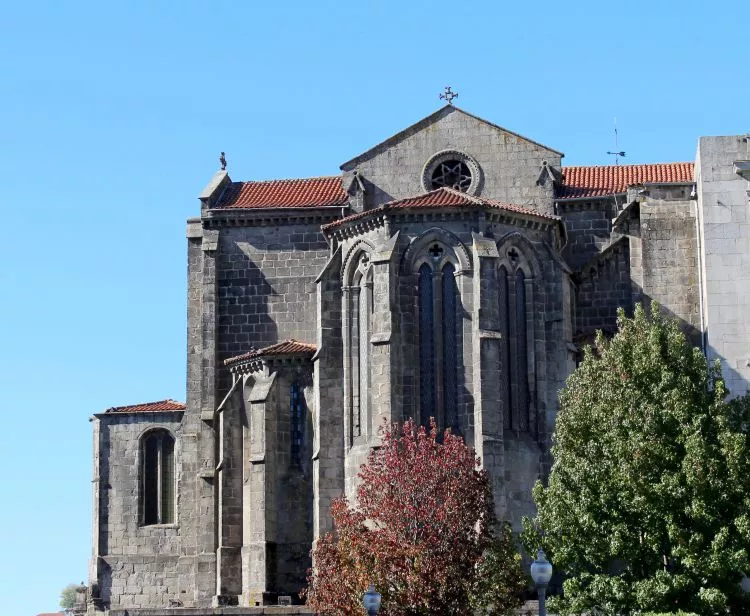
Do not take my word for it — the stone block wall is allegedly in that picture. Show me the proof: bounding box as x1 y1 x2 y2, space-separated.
696 135 750 397
341 106 561 216
559 200 614 271
93 411 185 609
216 223 329 362
574 237 632 336
634 197 701 345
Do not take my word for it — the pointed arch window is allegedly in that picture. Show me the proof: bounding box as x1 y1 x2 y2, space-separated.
141 429 175 525
417 245 459 431
498 251 532 432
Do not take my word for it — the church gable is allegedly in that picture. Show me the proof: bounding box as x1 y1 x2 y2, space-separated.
340 105 564 213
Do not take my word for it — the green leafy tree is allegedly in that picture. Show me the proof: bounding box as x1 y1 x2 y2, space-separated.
59 583 79 610
524 303 750 615
305 419 525 615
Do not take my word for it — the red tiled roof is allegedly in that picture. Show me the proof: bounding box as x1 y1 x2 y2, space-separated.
215 176 348 209
323 187 560 231
104 399 186 414
557 163 694 200
224 339 317 366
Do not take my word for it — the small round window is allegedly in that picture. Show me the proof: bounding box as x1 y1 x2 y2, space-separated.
421 150 481 195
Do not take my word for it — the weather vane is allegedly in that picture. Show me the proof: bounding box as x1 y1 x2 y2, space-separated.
219 151 227 170
439 86 458 105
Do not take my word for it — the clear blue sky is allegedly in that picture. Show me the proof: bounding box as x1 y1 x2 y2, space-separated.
0 2 746 614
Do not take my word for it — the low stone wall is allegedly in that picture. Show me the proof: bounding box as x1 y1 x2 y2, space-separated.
108 608 315 616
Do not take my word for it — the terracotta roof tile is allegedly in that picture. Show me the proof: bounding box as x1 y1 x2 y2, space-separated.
215 176 348 209
104 399 186 414
224 339 317 366
322 187 560 231
557 163 694 200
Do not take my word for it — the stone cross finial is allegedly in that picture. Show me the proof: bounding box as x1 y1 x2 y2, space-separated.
439 86 458 105
219 152 227 170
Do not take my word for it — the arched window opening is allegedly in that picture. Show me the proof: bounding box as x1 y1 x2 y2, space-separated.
290 383 305 467
418 263 435 427
142 430 175 525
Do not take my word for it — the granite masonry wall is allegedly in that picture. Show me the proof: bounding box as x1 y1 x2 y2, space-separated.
92 411 185 609
696 135 750 397
341 106 562 216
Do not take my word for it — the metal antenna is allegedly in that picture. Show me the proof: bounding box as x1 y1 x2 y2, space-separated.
607 117 626 165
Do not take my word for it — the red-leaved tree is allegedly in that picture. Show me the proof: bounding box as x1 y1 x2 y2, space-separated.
304 419 524 615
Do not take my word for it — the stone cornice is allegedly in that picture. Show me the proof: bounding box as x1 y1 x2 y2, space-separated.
202 206 347 229
324 206 561 244
228 353 313 376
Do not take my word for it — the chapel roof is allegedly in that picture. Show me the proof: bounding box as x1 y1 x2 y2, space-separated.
322 186 561 232
556 162 694 200
103 399 186 414
224 339 317 367
214 176 348 209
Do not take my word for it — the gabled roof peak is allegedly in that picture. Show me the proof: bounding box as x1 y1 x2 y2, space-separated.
340 105 564 170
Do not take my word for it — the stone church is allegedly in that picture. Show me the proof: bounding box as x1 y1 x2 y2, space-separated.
87 103 750 613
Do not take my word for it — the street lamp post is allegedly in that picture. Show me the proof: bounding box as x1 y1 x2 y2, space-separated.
363 584 382 616
530 548 553 616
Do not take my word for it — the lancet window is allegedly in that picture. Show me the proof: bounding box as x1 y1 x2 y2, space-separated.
141 429 175 525
498 247 533 432
417 243 459 431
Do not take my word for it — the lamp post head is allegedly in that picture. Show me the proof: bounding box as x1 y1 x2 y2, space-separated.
530 548 553 587
363 584 382 615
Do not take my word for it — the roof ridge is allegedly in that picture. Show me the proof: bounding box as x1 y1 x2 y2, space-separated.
233 175 342 185
562 161 693 170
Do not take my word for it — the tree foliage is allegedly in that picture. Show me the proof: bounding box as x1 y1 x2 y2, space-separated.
524 304 750 615
59 583 79 610
305 419 525 615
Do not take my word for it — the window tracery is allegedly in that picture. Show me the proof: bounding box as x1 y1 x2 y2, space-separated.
416 243 460 431
498 246 533 433
141 429 175 525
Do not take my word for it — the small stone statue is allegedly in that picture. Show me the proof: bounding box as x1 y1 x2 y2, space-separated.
219 151 227 170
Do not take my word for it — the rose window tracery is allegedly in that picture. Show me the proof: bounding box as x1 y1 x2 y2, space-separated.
430 160 473 191
421 150 482 195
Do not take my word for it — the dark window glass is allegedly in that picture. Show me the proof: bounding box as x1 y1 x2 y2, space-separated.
142 430 175 525
418 263 435 426
516 270 529 432
291 383 304 467
161 437 174 523
499 266 512 430
442 263 457 429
